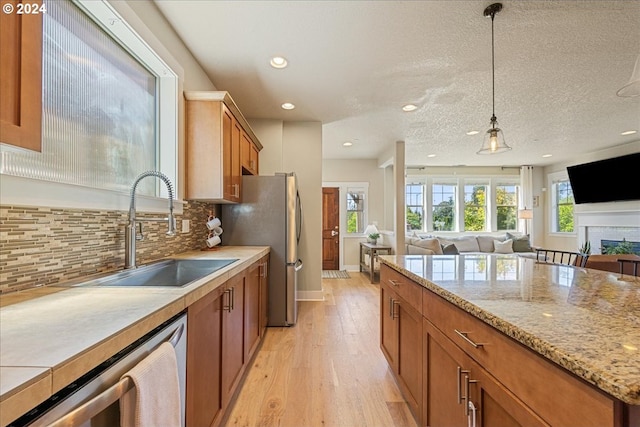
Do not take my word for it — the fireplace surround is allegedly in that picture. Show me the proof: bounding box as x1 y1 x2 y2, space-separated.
576 210 640 255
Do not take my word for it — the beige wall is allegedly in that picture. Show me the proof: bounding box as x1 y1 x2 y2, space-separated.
248 120 324 298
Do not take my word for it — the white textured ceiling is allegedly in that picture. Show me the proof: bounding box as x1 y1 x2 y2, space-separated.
153 0 640 167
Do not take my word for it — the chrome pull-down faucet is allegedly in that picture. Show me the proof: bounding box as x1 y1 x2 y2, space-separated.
125 171 176 269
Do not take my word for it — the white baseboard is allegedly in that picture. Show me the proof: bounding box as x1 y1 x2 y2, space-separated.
344 264 360 271
297 290 325 301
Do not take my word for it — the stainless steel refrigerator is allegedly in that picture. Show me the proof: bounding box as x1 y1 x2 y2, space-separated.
221 173 303 326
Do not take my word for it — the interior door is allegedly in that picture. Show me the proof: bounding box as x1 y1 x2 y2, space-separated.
322 187 340 270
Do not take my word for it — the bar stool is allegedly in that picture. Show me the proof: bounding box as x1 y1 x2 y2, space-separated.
536 249 589 268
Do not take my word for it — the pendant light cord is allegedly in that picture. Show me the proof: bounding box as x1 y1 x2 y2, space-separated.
490 12 496 123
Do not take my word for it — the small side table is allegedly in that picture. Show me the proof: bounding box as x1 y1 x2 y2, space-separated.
359 242 392 283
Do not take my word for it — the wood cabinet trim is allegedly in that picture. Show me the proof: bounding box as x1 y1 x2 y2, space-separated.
184 91 263 150
0 2 43 152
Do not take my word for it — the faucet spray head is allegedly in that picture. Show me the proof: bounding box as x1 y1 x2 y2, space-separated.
167 214 176 236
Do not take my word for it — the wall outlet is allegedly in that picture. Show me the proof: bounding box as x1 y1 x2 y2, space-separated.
181 219 190 233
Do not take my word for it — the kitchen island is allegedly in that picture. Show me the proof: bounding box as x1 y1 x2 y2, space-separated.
378 253 640 427
0 246 269 426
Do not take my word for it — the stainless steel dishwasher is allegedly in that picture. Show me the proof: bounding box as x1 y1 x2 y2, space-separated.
9 313 187 427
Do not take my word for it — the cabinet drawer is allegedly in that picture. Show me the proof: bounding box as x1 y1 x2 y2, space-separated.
381 265 422 315
423 289 620 427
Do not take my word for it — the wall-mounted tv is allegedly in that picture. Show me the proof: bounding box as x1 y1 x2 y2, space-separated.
566 153 640 204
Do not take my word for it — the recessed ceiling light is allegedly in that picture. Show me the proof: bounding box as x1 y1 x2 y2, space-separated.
427 154 436 158
466 130 479 136
270 56 288 69
621 130 637 135
402 104 417 112
343 142 353 147
542 154 553 158
281 102 295 110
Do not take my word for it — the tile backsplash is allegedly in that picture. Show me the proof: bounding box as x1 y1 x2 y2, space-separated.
0 201 216 292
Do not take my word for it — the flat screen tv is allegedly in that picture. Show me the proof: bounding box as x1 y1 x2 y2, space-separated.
566 153 640 204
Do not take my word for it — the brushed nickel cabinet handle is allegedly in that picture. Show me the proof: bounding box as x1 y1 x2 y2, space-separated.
456 366 470 404
464 375 478 416
223 289 232 312
391 300 399 319
388 279 400 287
454 329 484 348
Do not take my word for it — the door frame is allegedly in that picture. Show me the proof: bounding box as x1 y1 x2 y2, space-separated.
321 181 370 271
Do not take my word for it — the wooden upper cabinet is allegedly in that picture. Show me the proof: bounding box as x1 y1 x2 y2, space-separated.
0 0 43 152
185 91 262 203
241 129 259 175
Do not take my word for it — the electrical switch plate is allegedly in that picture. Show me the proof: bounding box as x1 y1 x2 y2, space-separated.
182 219 190 233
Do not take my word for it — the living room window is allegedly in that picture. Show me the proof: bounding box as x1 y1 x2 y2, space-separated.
405 175 519 233
464 184 488 231
496 183 518 230
432 183 456 231
406 184 424 231
551 177 575 233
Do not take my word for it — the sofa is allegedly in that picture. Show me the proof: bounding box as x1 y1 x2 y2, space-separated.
405 232 535 256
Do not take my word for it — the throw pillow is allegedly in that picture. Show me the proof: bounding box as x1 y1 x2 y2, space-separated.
477 235 504 252
441 243 459 255
412 238 443 255
494 239 514 254
506 232 533 252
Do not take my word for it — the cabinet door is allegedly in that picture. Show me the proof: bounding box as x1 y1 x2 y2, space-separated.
380 281 398 370
424 319 547 427
397 299 422 422
186 288 223 427
241 131 259 175
231 119 242 202
221 273 245 406
244 261 261 360
423 318 468 427
259 256 269 337
0 1 42 152
222 104 234 201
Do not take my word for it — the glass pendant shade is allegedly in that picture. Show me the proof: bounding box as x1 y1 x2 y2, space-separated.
477 119 511 154
617 54 640 97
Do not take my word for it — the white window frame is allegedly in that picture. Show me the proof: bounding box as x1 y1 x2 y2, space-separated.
0 0 181 213
405 175 519 233
548 171 576 236
463 181 490 232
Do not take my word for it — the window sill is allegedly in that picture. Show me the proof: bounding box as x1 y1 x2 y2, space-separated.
0 175 185 214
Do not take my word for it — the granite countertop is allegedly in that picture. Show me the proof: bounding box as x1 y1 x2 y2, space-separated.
379 253 640 406
0 246 269 427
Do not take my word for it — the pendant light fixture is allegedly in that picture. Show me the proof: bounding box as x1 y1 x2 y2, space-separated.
477 3 512 155
617 53 640 97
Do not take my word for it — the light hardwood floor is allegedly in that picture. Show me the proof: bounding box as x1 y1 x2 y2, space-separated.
225 272 418 427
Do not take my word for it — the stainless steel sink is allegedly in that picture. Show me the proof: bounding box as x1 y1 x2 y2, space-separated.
75 258 238 287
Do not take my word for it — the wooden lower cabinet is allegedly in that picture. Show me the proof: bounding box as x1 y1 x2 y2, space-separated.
186 257 269 427
221 273 245 407
423 318 546 427
380 264 632 427
259 255 269 337
244 260 261 360
186 287 224 427
380 268 423 423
